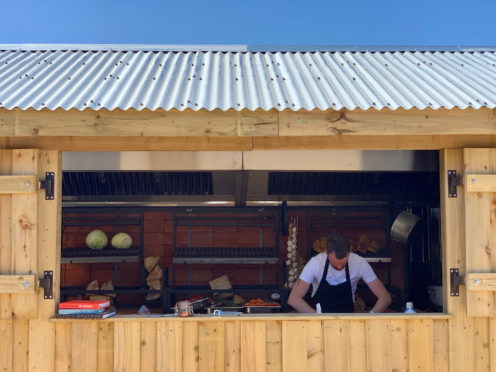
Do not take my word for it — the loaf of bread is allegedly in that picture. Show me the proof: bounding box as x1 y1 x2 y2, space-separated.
357 234 370 253
367 240 382 253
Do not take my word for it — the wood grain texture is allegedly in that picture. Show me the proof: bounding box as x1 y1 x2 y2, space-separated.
349 320 366 372
306 320 323 372
199 321 225 372
467 273 496 291
366 319 392 372
432 320 449 372
465 174 496 193
0 275 35 293
441 149 474 372
240 321 266 372
390 319 408 372
97 322 114 372
11 149 38 319
0 150 13 319
473 317 490 372
71 322 97 372
0 176 37 194
54 323 71 372
464 148 496 316
0 320 13 372
323 320 350 372
224 321 241 372
139 322 156 372
281 321 307 372
182 321 199 372
157 320 183 372
28 319 55 372
114 322 140 372
265 320 282 372
408 319 433 372
12 319 29 372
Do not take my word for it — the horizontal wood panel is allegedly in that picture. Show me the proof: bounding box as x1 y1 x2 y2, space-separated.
466 273 496 291
465 174 496 193
0 175 37 194
2 135 496 151
0 108 496 150
0 275 36 293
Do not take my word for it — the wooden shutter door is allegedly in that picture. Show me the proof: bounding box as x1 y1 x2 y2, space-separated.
0 149 61 372
464 148 496 316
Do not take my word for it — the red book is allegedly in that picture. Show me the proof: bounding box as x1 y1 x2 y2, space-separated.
58 300 110 310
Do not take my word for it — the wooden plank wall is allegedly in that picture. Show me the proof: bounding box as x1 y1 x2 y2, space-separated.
46 318 453 372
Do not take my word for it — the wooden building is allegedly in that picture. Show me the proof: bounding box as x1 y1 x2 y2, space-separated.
0 45 496 371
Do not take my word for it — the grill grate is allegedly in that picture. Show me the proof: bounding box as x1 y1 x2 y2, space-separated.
173 247 278 258
62 247 140 257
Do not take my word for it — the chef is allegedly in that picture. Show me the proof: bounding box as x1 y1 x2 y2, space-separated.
288 233 392 313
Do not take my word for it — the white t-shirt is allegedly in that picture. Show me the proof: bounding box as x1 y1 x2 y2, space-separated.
299 252 377 300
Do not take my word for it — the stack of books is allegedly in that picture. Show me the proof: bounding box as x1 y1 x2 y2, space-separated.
56 300 116 319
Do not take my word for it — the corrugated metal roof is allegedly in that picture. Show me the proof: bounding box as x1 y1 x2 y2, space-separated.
0 45 495 111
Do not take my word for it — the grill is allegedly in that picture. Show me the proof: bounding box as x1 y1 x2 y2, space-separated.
61 247 141 263
173 247 279 264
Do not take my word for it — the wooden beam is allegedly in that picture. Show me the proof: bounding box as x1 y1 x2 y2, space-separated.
0 175 37 194
465 174 496 193
0 135 496 151
466 273 496 291
0 107 495 138
0 275 36 293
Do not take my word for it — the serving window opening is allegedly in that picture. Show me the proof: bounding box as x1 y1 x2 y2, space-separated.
59 150 443 314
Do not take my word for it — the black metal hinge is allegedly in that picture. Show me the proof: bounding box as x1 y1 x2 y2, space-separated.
448 170 463 198
39 172 54 200
38 271 53 299
450 268 464 296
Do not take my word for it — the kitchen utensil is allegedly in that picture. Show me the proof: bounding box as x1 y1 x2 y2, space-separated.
175 300 194 317
391 210 421 245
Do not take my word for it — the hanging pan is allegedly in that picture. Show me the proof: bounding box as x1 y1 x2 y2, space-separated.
390 209 421 245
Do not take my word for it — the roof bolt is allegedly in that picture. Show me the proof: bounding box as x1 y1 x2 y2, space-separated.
83 103 87 106
41 102 45 106
461 64 464 67
385 64 388 66
317 77 321 80
237 103 240 106
140 103 143 106
277 103 281 106
291 103 295 106
309 64 312 66
25 181 31 187
67 77 71 80
199 77 202 80
474 278 481 284
387 102 391 106
428 102 432 106
484 101 488 105
187 100 190 103
468 102 472 105
24 281 30 288
372 102 376 105
352 77 356 80
127 63 130 66
332 102 336 106
472 178 478 184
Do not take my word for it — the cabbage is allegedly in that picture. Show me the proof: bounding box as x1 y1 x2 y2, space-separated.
111 232 132 249
85 229 108 250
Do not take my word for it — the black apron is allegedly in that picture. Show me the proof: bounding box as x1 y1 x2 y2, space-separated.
305 258 354 313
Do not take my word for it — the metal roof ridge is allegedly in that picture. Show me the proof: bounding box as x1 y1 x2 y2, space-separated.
0 44 496 53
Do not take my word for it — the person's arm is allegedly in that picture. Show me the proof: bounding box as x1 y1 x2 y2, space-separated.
366 278 392 313
287 279 316 313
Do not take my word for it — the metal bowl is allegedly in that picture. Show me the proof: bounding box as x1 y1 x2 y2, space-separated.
390 210 420 245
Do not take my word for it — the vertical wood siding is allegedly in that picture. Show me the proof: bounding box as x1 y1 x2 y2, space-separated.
0 317 461 372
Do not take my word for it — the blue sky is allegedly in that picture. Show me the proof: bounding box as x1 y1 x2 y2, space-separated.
1 0 495 46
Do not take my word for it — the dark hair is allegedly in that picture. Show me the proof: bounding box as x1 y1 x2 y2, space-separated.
326 233 350 259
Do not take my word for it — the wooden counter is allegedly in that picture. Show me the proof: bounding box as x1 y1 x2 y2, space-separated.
49 313 452 371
